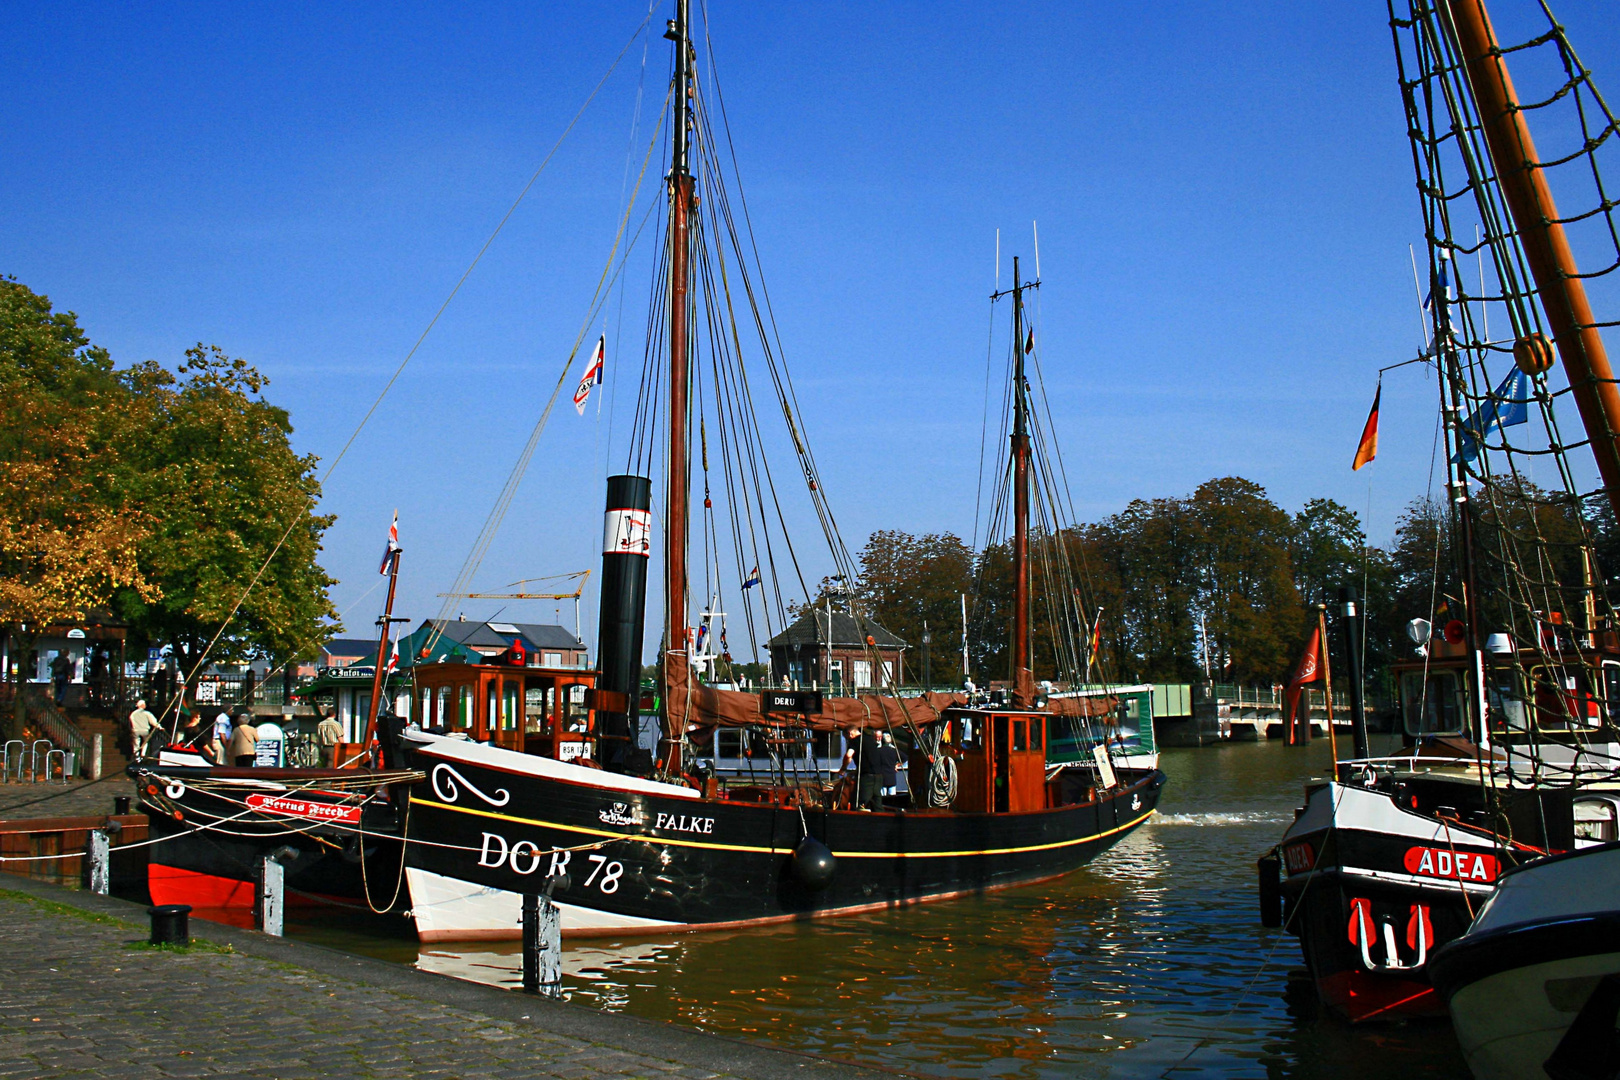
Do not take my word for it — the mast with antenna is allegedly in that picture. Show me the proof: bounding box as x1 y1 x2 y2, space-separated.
662 0 696 774
993 256 1039 704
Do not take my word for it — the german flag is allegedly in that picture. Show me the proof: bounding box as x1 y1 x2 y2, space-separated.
1352 382 1380 471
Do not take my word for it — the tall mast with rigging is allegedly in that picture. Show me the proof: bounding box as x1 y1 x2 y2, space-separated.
993 256 1037 705
1441 0 1620 520
662 0 695 774
1011 258 1033 703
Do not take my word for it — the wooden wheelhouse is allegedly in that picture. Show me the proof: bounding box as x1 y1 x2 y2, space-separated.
410 658 597 762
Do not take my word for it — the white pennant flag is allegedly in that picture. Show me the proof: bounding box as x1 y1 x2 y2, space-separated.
573 336 605 415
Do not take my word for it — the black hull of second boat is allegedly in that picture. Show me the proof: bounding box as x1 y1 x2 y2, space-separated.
398 732 1163 941
1271 779 1526 1022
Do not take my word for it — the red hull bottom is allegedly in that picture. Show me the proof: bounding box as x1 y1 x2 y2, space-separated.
147 864 350 929
1316 969 1444 1022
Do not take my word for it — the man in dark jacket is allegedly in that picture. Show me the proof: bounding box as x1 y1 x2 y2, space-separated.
846 724 884 811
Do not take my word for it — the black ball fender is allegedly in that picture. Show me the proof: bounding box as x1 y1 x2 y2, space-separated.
791 834 836 891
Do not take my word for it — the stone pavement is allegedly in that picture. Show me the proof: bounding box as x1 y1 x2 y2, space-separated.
0 775 139 822
0 877 901 1080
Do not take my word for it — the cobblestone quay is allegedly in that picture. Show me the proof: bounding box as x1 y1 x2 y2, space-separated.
0 876 900 1080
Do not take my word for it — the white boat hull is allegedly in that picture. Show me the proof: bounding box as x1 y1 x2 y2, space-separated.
406 866 682 941
1429 841 1620 1080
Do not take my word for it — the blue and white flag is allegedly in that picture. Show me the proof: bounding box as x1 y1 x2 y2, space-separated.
1452 368 1530 463
741 566 761 590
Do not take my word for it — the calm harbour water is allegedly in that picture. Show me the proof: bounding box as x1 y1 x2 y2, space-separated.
288 740 1470 1079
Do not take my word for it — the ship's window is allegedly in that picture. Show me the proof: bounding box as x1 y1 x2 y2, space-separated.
718 730 743 758
436 686 450 728
1486 668 1529 733
1574 799 1618 845
1529 665 1602 731
1401 670 1465 737
1013 720 1027 752
957 716 979 750
1031 717 1043 751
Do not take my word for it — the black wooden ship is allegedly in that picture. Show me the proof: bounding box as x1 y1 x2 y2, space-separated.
398 0 1161 938
132 0 1162 937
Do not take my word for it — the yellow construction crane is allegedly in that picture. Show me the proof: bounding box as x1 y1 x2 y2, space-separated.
437 571 592 639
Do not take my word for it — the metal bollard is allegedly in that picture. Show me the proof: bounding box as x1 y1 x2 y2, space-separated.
87 830 111 895
148 904 191 945
113 796 131 815
521 873 568 996
90 733 103 781
258 854 286 937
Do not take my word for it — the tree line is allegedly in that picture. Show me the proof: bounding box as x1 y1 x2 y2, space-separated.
853 475 1618 692
1 277 337 727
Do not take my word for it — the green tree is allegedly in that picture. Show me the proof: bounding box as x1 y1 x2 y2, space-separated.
112 345 338 677
858 530 974 686
1186 477 1303 683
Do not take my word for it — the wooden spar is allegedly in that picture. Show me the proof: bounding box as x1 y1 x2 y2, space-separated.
1443 0 1620 519
362 547 401 754
1010 257 1034 704
663 0 695 774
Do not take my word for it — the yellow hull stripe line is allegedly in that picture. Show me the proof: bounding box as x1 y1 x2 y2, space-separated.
411 797 1156 859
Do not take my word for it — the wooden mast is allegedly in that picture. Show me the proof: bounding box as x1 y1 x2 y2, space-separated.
361 545 401 757
662 0 695 774
1442 0 1620 520
1010 257 1034 705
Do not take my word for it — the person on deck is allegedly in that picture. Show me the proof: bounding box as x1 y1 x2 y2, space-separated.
180 715 214 764
316 710 343 768
228 713 259 767
877 731 902 798
846 723 883 811
128 699 157 759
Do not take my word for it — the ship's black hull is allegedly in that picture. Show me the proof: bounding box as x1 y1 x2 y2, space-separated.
400 734 1163 938
1275 781 1504 1021
134 762 406 921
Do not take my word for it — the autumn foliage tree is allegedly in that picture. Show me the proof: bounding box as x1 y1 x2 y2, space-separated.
0 278 337 728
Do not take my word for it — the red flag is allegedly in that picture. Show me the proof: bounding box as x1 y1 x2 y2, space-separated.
1352 383 1380 471
378 511 399 574
1283 625 1324 739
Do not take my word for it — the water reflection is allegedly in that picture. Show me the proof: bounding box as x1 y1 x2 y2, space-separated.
294 741 1469 1078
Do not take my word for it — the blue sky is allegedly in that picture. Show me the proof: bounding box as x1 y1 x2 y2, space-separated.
5 1 1617 656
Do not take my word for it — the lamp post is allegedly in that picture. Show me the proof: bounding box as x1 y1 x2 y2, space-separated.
1339 586 1370 759
921 623 932 693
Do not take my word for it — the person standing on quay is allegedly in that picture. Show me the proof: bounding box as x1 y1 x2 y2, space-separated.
316 709 343 768
49 651 71 705
128 699 156 759
228 713 258 767
211 709 232 766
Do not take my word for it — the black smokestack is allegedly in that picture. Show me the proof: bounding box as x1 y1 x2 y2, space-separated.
596 475 652 772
